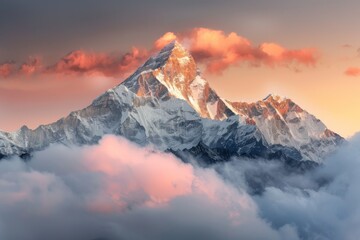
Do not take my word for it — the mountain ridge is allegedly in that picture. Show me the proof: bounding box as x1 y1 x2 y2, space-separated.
0 41 343 164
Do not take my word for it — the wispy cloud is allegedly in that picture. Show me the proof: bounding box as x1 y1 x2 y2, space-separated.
344 67 360 77
47 48 149 77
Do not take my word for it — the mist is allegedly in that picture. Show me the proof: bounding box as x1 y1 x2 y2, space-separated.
0 133 359 240
0 135 296 240
217 133 360 240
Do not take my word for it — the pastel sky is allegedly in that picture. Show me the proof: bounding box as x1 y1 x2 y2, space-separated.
1 0 360 137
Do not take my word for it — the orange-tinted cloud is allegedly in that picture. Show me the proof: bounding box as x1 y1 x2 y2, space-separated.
154 32 177 50
19 56 42 75
0 57 42 78
0 62 16 78
260 42 317 66
1 28 319 79
0 49 150 79
344 67 360 77
155 28 318 74
49 47 149 77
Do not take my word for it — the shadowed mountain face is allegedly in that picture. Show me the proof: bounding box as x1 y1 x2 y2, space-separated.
0 41 343 166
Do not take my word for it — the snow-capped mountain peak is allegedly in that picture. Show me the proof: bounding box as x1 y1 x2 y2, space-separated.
263 93 288 103
228 94 342 162
121 41 233 120
119 42 343 162
0 41 343 164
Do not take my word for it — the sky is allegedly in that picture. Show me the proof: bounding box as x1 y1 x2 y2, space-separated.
1 0 360 137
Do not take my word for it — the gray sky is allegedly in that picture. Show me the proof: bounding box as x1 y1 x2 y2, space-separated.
1 0 359 63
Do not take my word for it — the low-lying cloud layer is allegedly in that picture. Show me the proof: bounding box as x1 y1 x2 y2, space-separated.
0 28 318 78
0 133 359 240
218 133 360 240
0 135 297 240
256 134 360 240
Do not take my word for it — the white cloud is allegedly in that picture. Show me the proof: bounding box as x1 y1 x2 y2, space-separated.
1 133 359 240
0 135 294 240
218 133 360 240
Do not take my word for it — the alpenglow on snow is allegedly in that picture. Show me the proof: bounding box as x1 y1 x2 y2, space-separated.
0 41 343 164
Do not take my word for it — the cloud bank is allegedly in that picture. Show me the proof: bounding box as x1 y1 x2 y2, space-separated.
0 135 297 240
0 48 148 79
217 133 360 240
48 48 149 77
156 28 318 74
1 133 360 240
0 28 318 79
256 134 360 240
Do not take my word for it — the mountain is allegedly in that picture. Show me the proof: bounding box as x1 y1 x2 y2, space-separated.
226 94 343 162
0 41 343 165
122 41 233 120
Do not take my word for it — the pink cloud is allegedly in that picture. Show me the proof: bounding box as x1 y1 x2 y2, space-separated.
83 136 194 207
49 47 149 77
1 135 257 218
0 135 286 240
155 28 319 74
0 62 16 78
260 42 317 66
1 28 319 80
154 32 177 50
345 67 360 77
0 57 42 78
19 57 42 75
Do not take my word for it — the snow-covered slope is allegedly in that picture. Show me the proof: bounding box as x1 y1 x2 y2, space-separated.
0 41 343 163
226 94 343 162
0 86 272 161
122 41 234 120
